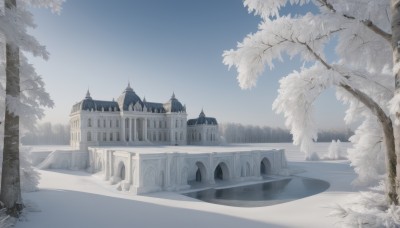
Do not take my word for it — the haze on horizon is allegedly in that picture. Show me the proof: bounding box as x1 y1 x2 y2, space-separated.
27 0 348 130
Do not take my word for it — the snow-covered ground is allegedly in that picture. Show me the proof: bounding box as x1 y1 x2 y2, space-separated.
16 143 363 228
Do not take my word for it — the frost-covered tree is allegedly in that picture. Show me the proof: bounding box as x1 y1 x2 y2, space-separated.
0 0 62 216
223 0 400 205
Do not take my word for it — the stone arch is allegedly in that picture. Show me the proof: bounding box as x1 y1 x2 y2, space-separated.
194 161 207 183
260 157 272 175
214 162 230 181
117 161 126 180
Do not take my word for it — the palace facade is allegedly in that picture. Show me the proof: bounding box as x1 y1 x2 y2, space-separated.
70 84 219 150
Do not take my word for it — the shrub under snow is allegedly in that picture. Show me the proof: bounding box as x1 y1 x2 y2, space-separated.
324 140 346 160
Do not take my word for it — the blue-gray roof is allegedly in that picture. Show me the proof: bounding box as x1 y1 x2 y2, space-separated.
117 83 143 111
144 101 166 113
163 93 186 113
71 86 187 114
187 110 218 126
71 97 120 113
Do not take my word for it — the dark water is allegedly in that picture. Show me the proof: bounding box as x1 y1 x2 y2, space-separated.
183 177 330 207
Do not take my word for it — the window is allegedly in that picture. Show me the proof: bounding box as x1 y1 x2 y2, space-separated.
103 120 106 128
180 132 183 140
97 119 101 128
117 132 120 141
87 132 92 141
154 120 156 128
116 120 119 128
175 132 178 141
98 132 101 141
147 120 150 128
159 121 162 128
159 132 162 141
110 132 113 141
103 132 107 141
110 120 112 128
88 118 92 127
176 120 178 128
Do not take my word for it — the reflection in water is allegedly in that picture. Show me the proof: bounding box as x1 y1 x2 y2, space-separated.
184 177 330 207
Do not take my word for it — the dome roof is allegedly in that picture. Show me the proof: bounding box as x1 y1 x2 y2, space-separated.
187 109 218 126
117 83 143 111
78 89 96 110
163 92 185 113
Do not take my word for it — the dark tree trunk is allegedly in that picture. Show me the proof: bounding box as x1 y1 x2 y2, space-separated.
392 0 400 204
0 0 23 217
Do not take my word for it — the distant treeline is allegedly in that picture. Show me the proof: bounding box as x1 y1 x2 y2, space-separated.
21 122 353 145
21 122 70 145
219 123 352 143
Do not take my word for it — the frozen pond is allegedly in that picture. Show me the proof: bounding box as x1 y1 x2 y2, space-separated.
183 177 330 207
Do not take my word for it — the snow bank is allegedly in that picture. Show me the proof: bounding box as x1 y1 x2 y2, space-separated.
36 150 87 170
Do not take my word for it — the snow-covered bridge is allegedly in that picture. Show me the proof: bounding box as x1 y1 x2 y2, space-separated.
88 146 287 194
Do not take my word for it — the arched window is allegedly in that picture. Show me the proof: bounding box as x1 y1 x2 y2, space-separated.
88 118 92 127
87 132 92 141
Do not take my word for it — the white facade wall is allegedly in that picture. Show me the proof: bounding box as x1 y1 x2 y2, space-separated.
187 125 219 145
70 109 188 151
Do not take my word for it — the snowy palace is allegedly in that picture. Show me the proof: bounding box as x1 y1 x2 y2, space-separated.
59 84 287 194
70 83 219 151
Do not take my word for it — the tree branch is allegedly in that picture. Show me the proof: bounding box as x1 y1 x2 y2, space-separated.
362 19 392 43
316 0 392 43
300 40 393 131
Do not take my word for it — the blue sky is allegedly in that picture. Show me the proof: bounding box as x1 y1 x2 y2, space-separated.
28 0 347 129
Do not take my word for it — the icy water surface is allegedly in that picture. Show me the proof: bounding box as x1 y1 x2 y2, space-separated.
183 177 330 207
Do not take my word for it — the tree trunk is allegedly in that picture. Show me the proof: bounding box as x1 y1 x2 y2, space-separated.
392 0 400 203
0 0 23 217
340 84 398 204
